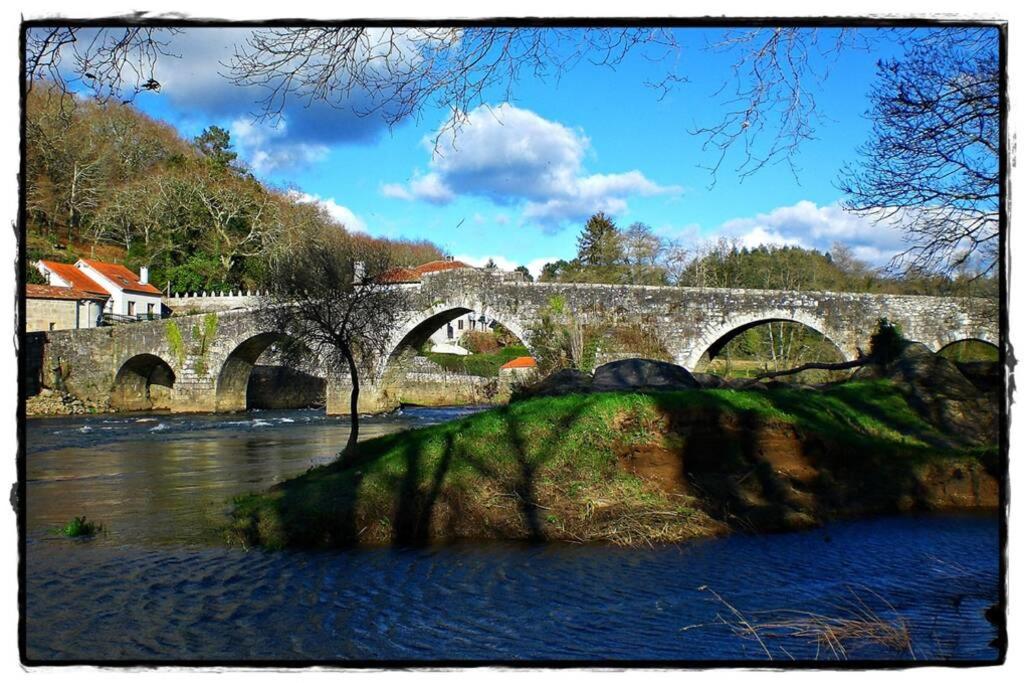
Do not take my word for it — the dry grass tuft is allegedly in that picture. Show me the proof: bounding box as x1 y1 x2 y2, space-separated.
689 585 915 661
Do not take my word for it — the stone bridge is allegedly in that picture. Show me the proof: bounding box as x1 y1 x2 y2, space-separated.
25 268 998 415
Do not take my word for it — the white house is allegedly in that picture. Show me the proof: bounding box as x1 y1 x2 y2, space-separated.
37 259 163 320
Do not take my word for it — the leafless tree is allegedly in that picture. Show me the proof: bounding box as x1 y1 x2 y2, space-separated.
838 28 999 278
225 27 683 151
621 221 665 284
260 232 410 462
689 27 868 185
25 26 180 104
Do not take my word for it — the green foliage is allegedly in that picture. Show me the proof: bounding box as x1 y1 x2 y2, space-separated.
54 516 102 538
193 125 238 171
189 313 220 376
203 312 218 342
165 321 185 366
26 265 49 285
576 212 623 267
24 86 446 295
869 318 907 366
163 254 231 294
937 339 999 363
230 379 987 549
424 345 530 377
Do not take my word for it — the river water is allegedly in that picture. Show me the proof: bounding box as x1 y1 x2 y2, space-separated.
23 408 1002 663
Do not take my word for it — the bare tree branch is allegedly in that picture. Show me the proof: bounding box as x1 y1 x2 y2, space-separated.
25 26 181 105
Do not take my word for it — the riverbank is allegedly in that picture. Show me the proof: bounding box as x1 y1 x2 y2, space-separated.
229 378 999 549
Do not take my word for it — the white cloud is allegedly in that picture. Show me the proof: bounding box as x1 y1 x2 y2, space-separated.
230 117 328 174
408 173 454 204
380 183 414 200
453 254 560 279
288 191 368 233
387 103 680 229
712 200 910 266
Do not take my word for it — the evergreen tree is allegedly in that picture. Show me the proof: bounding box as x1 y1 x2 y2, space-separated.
576 212 622 267
193 126 238 171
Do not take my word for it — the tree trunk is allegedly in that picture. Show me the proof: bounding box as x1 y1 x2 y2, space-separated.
341 349 360 464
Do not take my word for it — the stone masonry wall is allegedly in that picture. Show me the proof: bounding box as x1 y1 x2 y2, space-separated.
25 271 998 415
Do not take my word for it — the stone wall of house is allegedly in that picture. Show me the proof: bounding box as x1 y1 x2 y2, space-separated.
26 298 81 332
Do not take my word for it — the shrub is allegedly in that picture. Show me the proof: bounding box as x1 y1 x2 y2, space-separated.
869 318 907 366
461 331 501 354
55 516 102 538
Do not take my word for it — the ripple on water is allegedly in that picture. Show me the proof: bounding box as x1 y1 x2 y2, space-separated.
23 409 1001 663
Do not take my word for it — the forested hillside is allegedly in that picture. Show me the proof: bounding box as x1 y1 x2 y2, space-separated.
540 212 997 299
24 87 444 294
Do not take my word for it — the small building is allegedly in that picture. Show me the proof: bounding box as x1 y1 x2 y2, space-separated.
26 284 109 332
37 259 163 321
499 356 538 380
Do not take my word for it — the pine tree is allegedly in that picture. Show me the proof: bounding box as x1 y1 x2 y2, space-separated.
576 212 622 267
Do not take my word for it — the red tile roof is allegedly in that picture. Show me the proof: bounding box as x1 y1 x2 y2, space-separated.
380 259 470 284
79 259 161 295
413 260 469 275
378 267 421 284
26 284 108 301
38 260 108 296
500 356 538 370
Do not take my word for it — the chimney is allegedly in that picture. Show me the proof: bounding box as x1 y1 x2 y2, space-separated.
139 266 149 285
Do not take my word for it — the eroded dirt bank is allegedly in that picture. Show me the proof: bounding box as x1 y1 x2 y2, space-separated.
230 374 999 549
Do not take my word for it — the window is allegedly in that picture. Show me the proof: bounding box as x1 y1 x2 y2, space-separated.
457 319 464 330
447 324 454 339
128 301 135 316
49 322 55 331
147 303 155 318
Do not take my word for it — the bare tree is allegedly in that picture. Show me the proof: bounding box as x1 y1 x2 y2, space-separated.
260 232 410 462
838 28 999 277
226 27 679 149
621 221 665 284
25 26 180 103
689 28 867 185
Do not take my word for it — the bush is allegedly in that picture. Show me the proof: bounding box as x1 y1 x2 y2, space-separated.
461 331 501 354
55 516 102 538
869 318 907 366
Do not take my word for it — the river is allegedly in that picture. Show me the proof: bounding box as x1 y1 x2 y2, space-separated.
23 408 1001 663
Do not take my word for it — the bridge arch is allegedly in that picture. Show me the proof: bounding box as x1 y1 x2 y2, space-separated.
110 353 176 411
376 300 532 380
683 311 851 372
214 331 302 412
936 337 1000 362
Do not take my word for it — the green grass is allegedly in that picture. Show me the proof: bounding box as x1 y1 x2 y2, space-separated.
229 380 994 550
423 344 531 377
937 340 999 362
54 516 102 538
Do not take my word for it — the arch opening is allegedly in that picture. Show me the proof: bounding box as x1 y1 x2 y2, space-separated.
694 318 847 383
380 307 534 407
937 338 999 363
216 333 325 412
111 354 176 411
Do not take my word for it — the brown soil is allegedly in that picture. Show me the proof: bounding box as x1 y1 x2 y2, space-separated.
609 410 998 536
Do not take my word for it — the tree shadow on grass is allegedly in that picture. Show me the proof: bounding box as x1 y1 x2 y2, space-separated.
456 400 592 542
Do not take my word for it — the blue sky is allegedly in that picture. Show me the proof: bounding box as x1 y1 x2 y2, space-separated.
128 26 921 275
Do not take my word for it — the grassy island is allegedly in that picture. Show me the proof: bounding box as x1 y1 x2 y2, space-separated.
230 378 998 549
